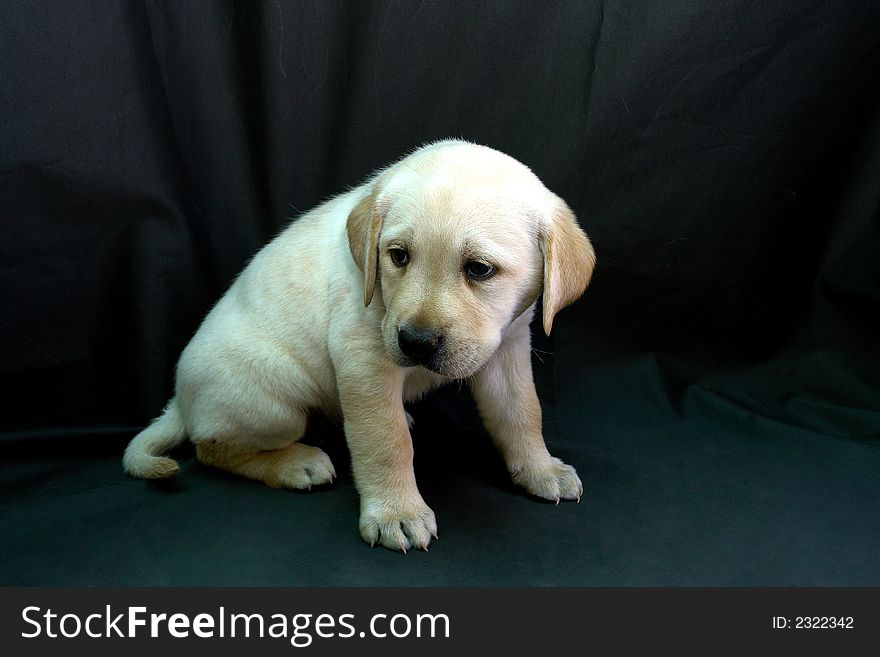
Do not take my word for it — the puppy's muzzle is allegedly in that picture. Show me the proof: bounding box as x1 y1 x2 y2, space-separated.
398 325 444 367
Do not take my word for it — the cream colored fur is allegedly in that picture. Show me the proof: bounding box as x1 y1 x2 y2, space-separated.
123 140 596 552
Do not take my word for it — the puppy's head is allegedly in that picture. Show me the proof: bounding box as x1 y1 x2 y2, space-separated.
347 140 595 378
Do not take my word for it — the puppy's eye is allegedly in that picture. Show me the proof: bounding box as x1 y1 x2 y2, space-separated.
465 261 496 280
389 248 409 267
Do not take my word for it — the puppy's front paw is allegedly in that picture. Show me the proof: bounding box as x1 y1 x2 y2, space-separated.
512 456 583 503
359 493 437 553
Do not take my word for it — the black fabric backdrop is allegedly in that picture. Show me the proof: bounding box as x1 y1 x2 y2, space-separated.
1 1 879 585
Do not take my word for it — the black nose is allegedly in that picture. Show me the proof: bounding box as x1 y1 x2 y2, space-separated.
398 325 443 364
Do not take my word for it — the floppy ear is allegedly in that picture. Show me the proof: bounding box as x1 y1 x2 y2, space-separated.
541 199 596 335
346 190 384 307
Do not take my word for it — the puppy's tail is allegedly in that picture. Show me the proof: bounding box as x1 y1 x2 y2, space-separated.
123 399 187 479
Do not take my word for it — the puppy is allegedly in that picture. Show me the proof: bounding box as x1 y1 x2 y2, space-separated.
124 140 596 552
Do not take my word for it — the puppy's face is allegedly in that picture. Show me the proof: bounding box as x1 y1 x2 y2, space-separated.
348 142 595 379
376 186 543 378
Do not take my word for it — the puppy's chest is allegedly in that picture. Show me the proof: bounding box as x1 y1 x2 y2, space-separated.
402 368 450 403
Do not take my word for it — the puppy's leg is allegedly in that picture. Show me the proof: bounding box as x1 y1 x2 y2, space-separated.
194 411 336 490
470 329 583 503
337 361 436 552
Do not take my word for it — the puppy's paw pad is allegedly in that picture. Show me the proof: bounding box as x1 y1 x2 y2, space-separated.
512 457 583 502
270 444 336 490
359 496 437 553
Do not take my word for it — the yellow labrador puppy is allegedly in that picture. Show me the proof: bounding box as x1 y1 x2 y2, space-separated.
124 140 596 552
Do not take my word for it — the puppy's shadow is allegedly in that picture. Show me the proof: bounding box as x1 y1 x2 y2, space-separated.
408 387 512 493
145 476 188 493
